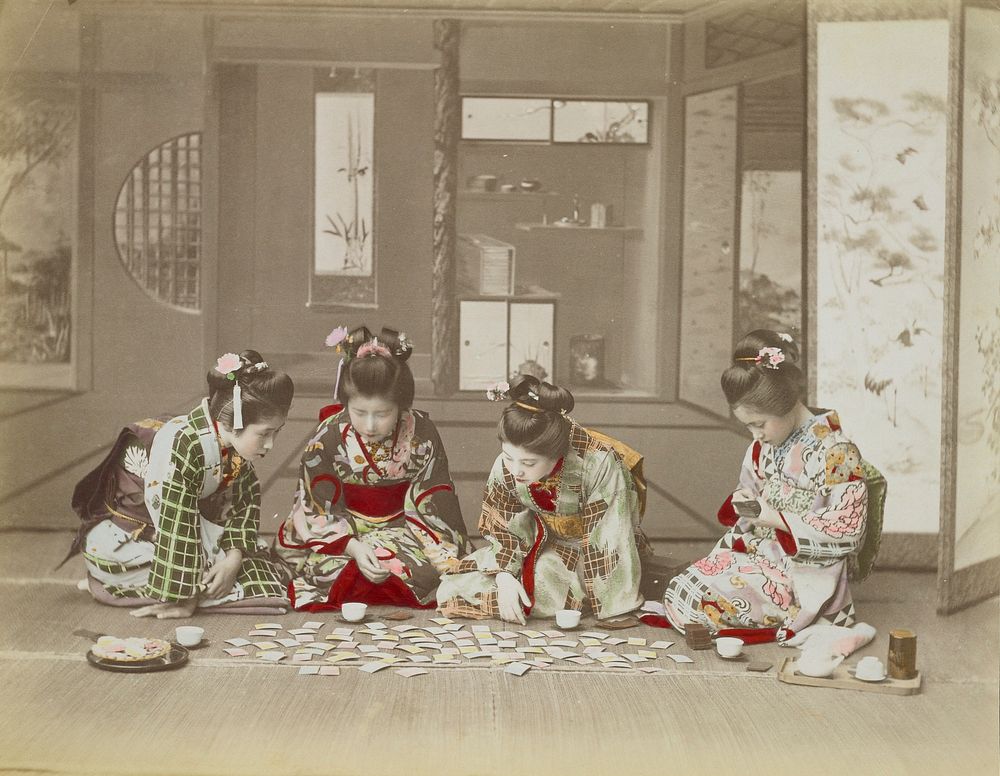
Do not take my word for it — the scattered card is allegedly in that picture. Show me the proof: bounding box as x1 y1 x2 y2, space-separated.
638 666 666 674
580 632 609 640
359 662 390 674
333 627 354 636
325 653 357 664
430 617 453 625
303 621 324 629
253 641 279 650
505 662 531 676
567 656 595 665
396 667 429 678
542 630 564 638
443 623 464 632
650 641 675 650
497 640 517 649
397 645 425 655
495 631 519 640
287 628 318 636
472 625 492 633
319 666 341 676
367 622 388 631
223 647 249 657
224 638 252 647
604 637 627 646
521 630 545 639
292 653 314 663
407 655 433 663
254 622 283 630
579 638 601 647
666 654 694 663
627 637 647 647
249 630 279 637
622 653 648 663
298 666 320 675
258 651 286 662
392 625 419 633
277 638 300 648
605 662 632 669
550 639 578 647
638 650 657 659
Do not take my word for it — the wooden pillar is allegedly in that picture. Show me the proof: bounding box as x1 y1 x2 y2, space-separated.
431 18 460 395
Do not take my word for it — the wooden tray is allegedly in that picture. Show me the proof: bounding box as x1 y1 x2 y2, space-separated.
777 657 921 695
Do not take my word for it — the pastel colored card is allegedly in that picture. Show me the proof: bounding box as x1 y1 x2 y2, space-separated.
376 641 399 650
433 654 459 664
495 631 519 640
454 639 475 648
254 622 283 630
368 652 398 661
376 633 399 641
528 638 547 647
579 638 601 647
223 647 249 657
550 639 578 647
476 638 498 646
294 635 317 642
253 641 279 650
359 662 390 674
492 654 514 665
298 666 320 675
595 654 620 663
567 656 595 665
397 645 425 654
542 630 564 638
292 653 314 663
451 631 475 640
436 634 458 643
605 662 632 669
638 666 666 674
358 630 385 639
412 642 441 650
465 651 492 660
497 640 517 649
224 638 252 647
407 655 433 663
583 647 609 657
579 632 609 640
525 659 553 668
459 646 480 655
325 634 352 642
482 645 501 654
521 646 545 654
442 623 464 632
325 653 357 664
367 622 388 630
249 630 279 637
395 667 429 678
258 651 286 662
431 617 453 625
472 624 492 632
440 647 460 655
505 662 531 676
521 630 545 639
627 637 647 647
358 644 379 654
287 628 318 636
335 641 359 650
333 627 355 636
319 666 341 676
426 627 448 635
401 632 431 640
303 621 324 630
392 625 420 633
604 637 627 646
666 654 694 663
505 651 526 660
309 643 337 652
276 638 300 648
638 650 658 659
622 654 648 663
650 640 675 650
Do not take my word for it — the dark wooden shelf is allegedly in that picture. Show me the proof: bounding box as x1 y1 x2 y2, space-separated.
458 190 562 199
514 222 641 235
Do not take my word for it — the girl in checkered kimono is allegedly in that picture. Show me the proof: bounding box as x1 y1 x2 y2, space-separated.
437 376 647 624
68 351 293 618
272 326 471 611
663 331 868 642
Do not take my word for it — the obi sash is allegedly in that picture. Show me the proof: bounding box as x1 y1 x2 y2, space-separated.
540 513 585 540
342 480 409 523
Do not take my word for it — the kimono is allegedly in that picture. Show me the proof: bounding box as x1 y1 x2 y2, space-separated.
69 399 286 611
664 409 867 639
272 405 471 611
437 422 647 621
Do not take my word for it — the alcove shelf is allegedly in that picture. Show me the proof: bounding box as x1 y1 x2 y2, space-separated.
514 222 642 235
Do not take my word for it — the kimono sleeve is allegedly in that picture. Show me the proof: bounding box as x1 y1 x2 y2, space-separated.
280 420 356 556
219 463 261 554
144 430 205 602
470 456 532 578
772 442 868 564
715 443 764 554
579 448 642 619
406 417 470 554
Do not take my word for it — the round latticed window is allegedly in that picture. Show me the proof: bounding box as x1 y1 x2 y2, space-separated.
114 132 202 310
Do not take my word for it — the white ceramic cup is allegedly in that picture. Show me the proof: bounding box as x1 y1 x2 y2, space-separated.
555 609 581 629
341 602 368 622
174 625 204 647
715 636 744 658
856 655 887 681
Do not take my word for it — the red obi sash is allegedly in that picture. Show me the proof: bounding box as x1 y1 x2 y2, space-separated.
342 480 409 519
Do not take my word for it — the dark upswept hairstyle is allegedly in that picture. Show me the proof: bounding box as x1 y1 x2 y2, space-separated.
207 349 295 431
721 329 805 416
337 325 415 410
498 374 575 460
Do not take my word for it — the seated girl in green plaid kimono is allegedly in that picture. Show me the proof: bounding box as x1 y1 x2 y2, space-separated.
437 376 647 624
68 350 294 618
272 326 471 611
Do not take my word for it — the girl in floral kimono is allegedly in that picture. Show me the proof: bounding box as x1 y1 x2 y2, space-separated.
664 330 868 643
273 326 471 611
437 376 647 624
68 351 294 618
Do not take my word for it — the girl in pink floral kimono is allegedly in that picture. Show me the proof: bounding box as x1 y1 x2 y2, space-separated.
664 330 868 643
273 326 471 611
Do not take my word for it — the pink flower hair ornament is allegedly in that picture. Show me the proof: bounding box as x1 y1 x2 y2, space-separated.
325 326 350 350
215 352 242 379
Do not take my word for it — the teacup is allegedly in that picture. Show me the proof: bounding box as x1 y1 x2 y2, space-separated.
715 636 744 658
796 650 844 678
341 602 368 622
855 655 887 681
174 625 204 647
555 609 581 629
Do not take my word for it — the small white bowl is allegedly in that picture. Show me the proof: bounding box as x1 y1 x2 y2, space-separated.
555 609 581 629
174 625 204 647
341 602 368 622
715 636 744 658
854 656 887 682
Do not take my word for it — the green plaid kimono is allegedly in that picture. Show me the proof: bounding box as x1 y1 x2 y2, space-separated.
73 399 284 606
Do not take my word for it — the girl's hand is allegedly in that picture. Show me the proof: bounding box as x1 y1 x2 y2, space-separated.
130 598 198 619
203 549 243 599
495 571 530 625
347 538 390 583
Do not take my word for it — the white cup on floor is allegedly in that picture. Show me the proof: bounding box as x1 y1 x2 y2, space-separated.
555 609 581 629
715 637 744 658
341 602 368 622
175 625 204 647
855 655 887 681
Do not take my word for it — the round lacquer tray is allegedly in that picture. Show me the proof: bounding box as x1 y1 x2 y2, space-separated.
86 643 189 673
